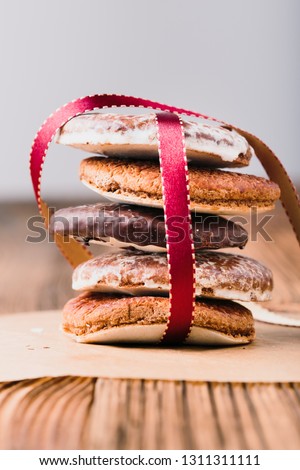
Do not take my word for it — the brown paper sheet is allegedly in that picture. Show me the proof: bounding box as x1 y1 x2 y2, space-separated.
1 310 300 382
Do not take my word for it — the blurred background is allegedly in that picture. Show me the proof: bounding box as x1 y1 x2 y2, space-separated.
0 0 299 315
0 0 299 202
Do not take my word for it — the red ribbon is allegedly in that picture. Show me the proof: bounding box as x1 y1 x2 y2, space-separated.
30 94 300 345
156 113 195 344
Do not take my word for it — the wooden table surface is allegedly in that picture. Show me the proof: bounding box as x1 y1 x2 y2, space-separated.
0 202 299 450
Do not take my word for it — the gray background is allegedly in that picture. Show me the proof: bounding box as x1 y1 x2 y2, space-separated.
0 0 299 202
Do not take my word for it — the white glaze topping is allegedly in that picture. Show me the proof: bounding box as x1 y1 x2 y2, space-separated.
72 251 272 302
57 113 254 164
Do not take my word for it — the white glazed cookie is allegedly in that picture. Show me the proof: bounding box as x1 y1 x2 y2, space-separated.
72 251 273 302
56 113 255 167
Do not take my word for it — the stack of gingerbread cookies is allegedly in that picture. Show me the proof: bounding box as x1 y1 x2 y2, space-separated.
51 113 280 345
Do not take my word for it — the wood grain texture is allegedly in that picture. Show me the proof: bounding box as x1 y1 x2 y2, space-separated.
0 202 299 449
0 378 300 450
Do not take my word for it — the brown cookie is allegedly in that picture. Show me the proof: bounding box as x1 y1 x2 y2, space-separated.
62 292 255 345
72 251 273 302
56 113 254 168
50 203 248 251
80 158 280 214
